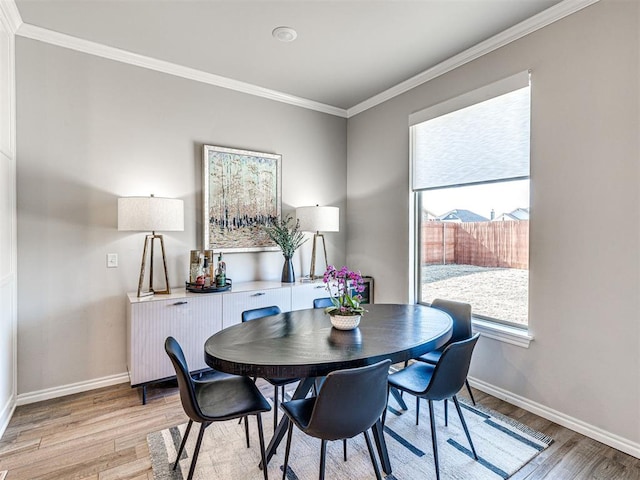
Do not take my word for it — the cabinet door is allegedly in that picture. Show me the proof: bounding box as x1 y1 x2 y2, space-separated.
128 295 223 385
291 282 330 311
222 287 291 328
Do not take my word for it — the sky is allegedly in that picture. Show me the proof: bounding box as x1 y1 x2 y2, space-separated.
421 179 529 220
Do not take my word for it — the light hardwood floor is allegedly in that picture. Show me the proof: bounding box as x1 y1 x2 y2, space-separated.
0 380 638 479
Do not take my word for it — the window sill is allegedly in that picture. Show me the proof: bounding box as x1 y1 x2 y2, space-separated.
472 317 533 348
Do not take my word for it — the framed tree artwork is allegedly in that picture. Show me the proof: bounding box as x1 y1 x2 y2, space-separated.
203 145 282 252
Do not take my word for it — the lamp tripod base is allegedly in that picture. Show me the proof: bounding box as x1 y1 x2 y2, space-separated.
137 233 171 297
309 232 329 280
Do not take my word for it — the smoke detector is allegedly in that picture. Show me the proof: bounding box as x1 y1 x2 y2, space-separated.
272 26 297 42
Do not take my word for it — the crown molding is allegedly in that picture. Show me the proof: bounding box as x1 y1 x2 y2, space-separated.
10 0 599 119
15 23 348 118
0 0 23 34
347 0 601 117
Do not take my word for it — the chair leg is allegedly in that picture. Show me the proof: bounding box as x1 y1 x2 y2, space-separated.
428 400 440 480
363 429 382 480
273 386 279 454
186 422 208 480
319 439 327 480
273 385 279 433
416 396 420 425
382 387 389 427
444 399 448 427
256 413 269 480
244 416 250 448
465 379 477 405
343 438 347 461
173 419 193 470
282 420 295 480
400 360 408 398
453 395 478 460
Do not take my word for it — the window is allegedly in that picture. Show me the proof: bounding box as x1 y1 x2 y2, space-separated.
411 72 530 329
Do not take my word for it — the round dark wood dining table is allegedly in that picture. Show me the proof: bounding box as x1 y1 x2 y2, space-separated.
204 303 453 474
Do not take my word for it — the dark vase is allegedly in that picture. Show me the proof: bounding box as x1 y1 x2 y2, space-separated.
281 256 295 283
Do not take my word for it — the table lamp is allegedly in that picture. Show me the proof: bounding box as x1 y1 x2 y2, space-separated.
295 205 339 279
118 194 184 297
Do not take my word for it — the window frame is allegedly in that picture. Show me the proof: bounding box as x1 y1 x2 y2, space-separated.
409 72 533 346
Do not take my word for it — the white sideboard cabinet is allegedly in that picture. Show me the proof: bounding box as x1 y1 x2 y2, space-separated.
126 280 329 403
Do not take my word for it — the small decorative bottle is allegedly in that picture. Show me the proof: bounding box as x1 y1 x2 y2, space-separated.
189 251 201 283
215 253 226 288
195 253 205 288
202 256 211 288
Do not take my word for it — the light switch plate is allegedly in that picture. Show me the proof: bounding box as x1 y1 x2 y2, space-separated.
107 253 118 268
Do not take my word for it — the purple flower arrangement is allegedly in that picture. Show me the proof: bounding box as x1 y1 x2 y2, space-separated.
322 265 367 316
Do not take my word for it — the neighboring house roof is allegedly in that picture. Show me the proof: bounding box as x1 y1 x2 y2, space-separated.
422 209 439 221
493 213 519 221
510 207 530 220
493 207 530 221
437 209 489 223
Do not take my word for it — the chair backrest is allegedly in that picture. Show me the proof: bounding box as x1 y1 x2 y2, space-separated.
164 336 204 422
305 359 391 440
432 298 472 343
313 297 333 309
422 333 480 401
241 305 282 323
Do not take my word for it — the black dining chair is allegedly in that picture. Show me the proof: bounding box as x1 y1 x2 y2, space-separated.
242 305 300 433
399 299 476 421
313 297 333 308
386 333 480 480
281 359 391 480
416 298 476 412
313 295 353 457
164 336 271 480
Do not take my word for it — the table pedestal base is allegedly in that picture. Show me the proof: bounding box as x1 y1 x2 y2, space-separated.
389 386 408 410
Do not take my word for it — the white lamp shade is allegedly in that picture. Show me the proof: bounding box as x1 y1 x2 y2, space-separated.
296 206 339 233
118 196 184 232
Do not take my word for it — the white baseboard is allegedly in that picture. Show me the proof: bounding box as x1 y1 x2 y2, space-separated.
0 393 16 440
469 376 640 459
9 371 640 460
15 372 130 406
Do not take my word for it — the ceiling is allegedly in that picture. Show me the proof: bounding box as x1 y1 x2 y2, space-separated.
13 0 566 113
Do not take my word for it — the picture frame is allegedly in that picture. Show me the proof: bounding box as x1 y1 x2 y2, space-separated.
203 145 282 252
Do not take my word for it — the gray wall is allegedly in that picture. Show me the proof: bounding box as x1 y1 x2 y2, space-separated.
347 0 640 446
15 39 347 395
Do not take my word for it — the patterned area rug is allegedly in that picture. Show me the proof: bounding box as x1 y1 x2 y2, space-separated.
148 397 552 480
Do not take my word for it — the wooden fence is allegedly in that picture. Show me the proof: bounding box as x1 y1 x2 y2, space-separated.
421 220 529 269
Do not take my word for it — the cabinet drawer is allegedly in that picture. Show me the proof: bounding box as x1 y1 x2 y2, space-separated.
291 282 329 311
222 287 291 328
128 295 223 385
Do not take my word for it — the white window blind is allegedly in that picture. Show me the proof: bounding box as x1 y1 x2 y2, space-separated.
411 71 530 191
